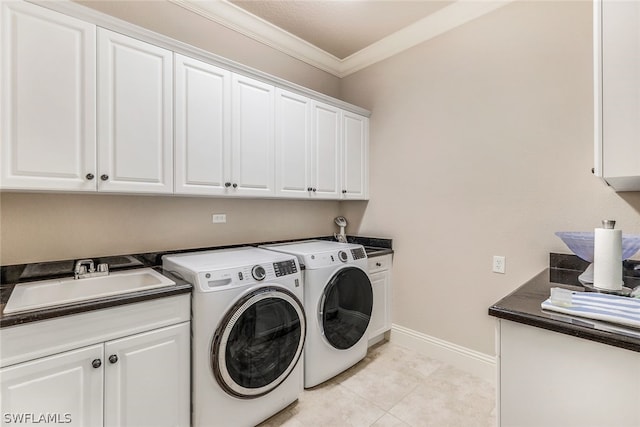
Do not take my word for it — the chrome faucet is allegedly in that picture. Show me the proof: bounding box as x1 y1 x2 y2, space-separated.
74 259 109 279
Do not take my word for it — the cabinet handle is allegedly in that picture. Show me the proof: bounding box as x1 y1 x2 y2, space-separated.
100 174 109 181
108 354 118 364
307 187 313 192
91 359 102 369
232 183 238 188
342 190 347 194
376 262 382 267
225 182 231 188
86 173 95 180
312 188 317 192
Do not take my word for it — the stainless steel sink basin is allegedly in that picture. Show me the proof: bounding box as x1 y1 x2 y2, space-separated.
4 268 175 314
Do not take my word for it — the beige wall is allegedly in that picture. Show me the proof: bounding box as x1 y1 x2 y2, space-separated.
0 0 343 265
1 193 339 264
340 1 640 355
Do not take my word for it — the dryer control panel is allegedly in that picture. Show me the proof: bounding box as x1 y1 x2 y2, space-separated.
301 247 367 270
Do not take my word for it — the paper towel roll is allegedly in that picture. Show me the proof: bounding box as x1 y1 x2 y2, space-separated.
593 225 623 291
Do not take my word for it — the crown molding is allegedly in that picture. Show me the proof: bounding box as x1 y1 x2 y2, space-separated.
169 0 344 76
171 0 513 78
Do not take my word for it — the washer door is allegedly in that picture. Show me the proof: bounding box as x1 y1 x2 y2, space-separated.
211 286 306 399
319 267 373 350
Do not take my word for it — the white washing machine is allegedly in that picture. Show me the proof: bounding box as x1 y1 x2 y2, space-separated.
162 247 305 427
262 240 373 388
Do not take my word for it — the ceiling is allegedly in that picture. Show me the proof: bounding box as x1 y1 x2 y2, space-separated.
229 1 454 60
171 0 512 77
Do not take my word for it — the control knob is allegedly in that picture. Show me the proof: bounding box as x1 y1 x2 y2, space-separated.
338 251 348 262
251 265 266 281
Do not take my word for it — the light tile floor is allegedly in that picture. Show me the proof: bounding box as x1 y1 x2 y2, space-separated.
260 341 496 427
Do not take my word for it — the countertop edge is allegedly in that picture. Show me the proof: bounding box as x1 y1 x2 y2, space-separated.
489 268 640 353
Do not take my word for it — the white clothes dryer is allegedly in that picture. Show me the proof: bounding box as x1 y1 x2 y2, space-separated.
162 247 305 427
262 240 373 388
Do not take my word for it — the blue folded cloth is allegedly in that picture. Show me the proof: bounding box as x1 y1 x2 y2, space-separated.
541 288 640 329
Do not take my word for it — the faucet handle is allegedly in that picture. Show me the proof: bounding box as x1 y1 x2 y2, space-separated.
97 263 109 273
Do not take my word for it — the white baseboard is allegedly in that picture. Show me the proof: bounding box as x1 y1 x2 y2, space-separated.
389 324 496 384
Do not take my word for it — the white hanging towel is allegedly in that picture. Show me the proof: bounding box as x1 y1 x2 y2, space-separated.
541 287 640 329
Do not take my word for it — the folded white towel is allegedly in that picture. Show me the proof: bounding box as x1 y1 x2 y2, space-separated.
541 288 640 330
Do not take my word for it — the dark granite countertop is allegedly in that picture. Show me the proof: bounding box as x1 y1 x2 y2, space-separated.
489 259 640 353
1 235 392 328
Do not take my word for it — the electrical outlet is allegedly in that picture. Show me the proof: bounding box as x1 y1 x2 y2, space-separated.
493 256 506 274
212 214 226 224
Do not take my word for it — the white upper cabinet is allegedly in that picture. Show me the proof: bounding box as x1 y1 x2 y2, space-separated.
311 101 342 199
1 1 369 199
230 74 275 197
342 112 369 199
0 1 96 191
97 29 173 194
275 89 312 198
594 0 640 191
174 54 231 195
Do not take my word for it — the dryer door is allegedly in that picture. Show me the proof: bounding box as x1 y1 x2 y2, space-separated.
211 286 306 398
319 267 373 350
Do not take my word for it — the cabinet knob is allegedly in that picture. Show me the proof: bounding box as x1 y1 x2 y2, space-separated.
342 190 347 194
86 173 95 180
108 354 118 364
376 262 382 267
232 183 238 188
312 188 317 192
307 187 313 192
91 359 102 369
100 174 109 181
225 182 231 188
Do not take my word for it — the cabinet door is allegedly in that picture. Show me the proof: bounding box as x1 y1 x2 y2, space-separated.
499 320 640 427
231 74 275 197
596 0 640 190
0 344 103 427
311 101 341 199
275 89 312 198
175 54 231 195
368 270 390 341
103 322 190 427
97 29 173 194
0 1 96 191
342 112 369 200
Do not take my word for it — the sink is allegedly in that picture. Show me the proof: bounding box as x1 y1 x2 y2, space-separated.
4 268 175 315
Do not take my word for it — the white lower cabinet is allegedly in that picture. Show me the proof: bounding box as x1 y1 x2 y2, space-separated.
497 319 640 427
0 296 190 427
0 345 104 427
103 323 190 427
367 254 392 346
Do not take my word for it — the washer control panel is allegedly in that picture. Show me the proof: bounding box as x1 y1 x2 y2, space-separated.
273 259 298 277
199 259 299 289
